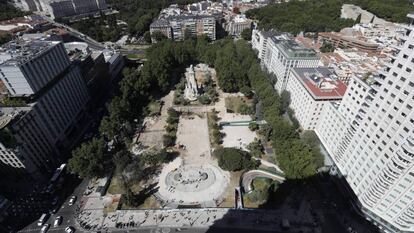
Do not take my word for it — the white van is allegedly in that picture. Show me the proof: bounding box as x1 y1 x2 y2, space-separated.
37 213 49 226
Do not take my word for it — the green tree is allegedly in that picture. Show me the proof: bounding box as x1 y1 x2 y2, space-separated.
0 33 12 46
320 42 335 53
247 139 263 158
214 148 258 171
241 28 252 40
246 0 356 34
68 137 110 178
151 31 168 42
248 122 259 131
143 31 152 43
277 139 320 179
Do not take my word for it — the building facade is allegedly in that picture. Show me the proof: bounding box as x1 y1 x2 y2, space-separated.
318 31 379 54
151 15 216 42
225 14 252 37
263 35 320 93
286 67 346 130
0 38 90 181
18 0 107 19
0 41 70 96
315 14 414 233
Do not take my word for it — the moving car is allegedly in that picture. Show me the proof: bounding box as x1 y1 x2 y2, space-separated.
37 213 49 226
53 216 62 227
65 226 75 233
68 196 77 206
40 224 50 233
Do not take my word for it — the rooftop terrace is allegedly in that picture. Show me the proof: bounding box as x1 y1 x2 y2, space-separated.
271 37 317 59
292 67 347 100
0 38 59 66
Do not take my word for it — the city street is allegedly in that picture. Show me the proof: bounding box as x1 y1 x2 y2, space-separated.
17 179 88 233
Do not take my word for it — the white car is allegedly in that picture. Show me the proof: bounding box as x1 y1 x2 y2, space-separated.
40 224 50 233
53 216 62 227
68 196 77 206
65 226 74 233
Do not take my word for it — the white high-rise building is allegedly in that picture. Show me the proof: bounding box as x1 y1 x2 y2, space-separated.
316 14 414 233
252 29 320 93
285 67 346 130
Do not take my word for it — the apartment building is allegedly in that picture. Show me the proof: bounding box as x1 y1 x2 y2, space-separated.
17 0 107 19
252 29 281 62
225 14 252 37
263 35 320 93
318 31 379 54
0 38 90 181
315 13 414 233
151 15 216 41
286 67 346 130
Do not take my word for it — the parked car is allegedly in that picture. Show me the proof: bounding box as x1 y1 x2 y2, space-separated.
53 216 62 227
68 196 76 206
40 224 50 233
37 214 49 226
65 226 74 233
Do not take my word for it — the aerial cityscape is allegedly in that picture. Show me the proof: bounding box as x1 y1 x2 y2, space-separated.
0 0 413 233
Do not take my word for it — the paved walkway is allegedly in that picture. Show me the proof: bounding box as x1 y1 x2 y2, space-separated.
78 208 298 232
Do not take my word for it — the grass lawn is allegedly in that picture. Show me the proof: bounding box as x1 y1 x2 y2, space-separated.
217 171 242 208
225 96 253 113
147 101 162 116
207 111 220 149
243 177 274 208
126 53 146 60
137 195 160 209
107 174 126 195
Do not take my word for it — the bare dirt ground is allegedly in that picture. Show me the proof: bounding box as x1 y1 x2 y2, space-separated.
176 114 212 165
137 91 174 151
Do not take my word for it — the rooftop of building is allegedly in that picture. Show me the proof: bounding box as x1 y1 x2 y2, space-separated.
319 31 379 49
64 42 91 61
275 39 318 59
168 14 216 21
255 29 282 38
0 106 32 130
0 36 60 66
292 67 347 100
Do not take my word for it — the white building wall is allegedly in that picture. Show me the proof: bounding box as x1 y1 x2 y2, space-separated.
262 38 320 93
315 15 414 233
0 66 34 96
286 71 321 130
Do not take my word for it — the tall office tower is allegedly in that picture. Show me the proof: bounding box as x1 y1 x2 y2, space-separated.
252 30 320 93
0 41 70 96
0 38 90 182
316 14 414 233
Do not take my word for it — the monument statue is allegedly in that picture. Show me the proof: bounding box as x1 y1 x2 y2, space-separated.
184 64 199 101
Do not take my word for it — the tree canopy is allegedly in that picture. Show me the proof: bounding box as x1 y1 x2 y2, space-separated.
349 0 414 23
246 0 355 35
106 0 201 36
68 137 110 178
0 2 26 21
214 148 258 171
